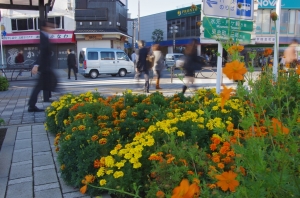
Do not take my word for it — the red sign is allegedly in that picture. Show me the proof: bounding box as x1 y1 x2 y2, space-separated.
2 30 75 45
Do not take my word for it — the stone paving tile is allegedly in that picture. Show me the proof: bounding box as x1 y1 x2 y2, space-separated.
14 139 32 150
6 181 33 198
18 125 32 131
34 182 60 192
0 177 8 198
12 148 32 163
32 134 48 142
9 162 32 180
35 187 63 198
16 131 32 140
8 120 22 125
33 141 50 153
8 176 32 185
34 168 58 186
33 153 54 167
63 191 93 198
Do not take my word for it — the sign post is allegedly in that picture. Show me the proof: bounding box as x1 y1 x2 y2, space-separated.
273 0 281 81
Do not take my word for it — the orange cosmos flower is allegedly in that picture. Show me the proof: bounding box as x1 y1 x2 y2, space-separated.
80 185 87 194
263 48 273 57
172 179 200 198
215 171 239 192
220 84 234 109
223 60 247 81
296 65 300 75
271 118 289 135
156 190 165 198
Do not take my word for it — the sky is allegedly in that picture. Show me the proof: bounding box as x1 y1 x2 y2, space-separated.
127 0 201 18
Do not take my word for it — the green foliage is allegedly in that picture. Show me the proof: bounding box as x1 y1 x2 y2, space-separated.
0 118 5 125
0 76 9 91
151 29 164 44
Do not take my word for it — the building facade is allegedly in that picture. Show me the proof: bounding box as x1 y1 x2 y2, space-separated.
74 0 130 57
0 0 76 69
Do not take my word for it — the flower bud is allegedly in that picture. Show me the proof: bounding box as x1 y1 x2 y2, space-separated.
270 12 278 21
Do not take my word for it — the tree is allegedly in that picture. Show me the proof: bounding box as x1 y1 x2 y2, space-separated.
151 29 164 44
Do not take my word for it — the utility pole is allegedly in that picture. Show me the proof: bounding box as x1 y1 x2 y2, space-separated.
138 0 140 41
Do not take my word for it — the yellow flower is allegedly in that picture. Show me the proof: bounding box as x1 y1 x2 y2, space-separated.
106 169 113 175
115 161 125 169
97 167 105 177
133 162 142 168
113 171 124 178
177 131 185 136
99 179 106 186
105 156 115 167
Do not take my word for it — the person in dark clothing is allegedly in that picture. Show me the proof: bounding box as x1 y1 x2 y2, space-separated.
67 49 77 80
79 51 85 68
136 40 151 93
28 21 58 112
182 39 200 94
15 50 25 76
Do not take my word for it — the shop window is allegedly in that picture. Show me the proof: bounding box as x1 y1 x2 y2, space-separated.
47 16 63 29
297 11 300 35
11 18 34 31
280 10 289 34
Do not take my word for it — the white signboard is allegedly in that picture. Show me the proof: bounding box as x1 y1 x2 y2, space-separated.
203 0 254 20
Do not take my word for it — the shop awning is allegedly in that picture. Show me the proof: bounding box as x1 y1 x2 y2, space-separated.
0 0 55 11
2 30 75 45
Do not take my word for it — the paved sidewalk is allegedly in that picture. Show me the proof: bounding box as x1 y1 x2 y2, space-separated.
0 69 260 198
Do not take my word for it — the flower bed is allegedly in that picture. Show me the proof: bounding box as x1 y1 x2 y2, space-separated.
45 44 300 197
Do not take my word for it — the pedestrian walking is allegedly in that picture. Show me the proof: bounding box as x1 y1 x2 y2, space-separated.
136 40 151 93
284 39 298 65
79 50 85 68
15 50 24 76
67 49 77 80
28 21 58 112
182 39 201 94
151 44 164 89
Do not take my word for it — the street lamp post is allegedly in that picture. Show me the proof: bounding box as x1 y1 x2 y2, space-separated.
169 25 178 52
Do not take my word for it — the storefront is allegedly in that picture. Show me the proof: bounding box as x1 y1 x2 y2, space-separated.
2 30 76 69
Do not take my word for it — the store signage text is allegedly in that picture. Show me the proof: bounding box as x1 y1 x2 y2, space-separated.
203 16 253 32
85 35 103 40
258 0 276 7
3 34 72 41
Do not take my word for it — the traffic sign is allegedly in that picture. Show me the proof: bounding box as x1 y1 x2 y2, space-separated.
203 0 254 20
204 28 252 43
203 16 253 32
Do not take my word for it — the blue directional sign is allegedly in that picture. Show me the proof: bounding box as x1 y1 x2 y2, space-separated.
203 0 254 20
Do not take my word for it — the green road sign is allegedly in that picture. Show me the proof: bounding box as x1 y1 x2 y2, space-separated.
204 28 252 43
203 16 253 32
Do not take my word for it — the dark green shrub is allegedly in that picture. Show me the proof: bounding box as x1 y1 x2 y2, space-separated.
0 76 9 91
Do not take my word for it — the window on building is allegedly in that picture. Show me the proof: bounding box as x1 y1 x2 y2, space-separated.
289 10 296 34
88 52 98 60
262 10 271 34
47 16 62 29
297 11 300 35
11 18 34 31
256 10 262 34
101 52 115 60
280 10 289 34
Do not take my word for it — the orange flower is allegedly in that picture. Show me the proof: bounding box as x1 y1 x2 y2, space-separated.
217 163 225 169
215 171 239 192
191 4 197 9
296 65 300 75
271 118 289 135
210 143 217 151
263 48 273 57
172 179 200 198
99 138 107 145
91 135 99 141
220 84 234 109
223 60 247 81
227 123 234 131
80 185 87 194
156 190 165 198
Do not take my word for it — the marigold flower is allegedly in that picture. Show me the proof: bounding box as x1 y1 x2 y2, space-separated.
215 171 239 192
210 143 217 151
113 171 124 178
91 135 99 141
223 60 247 81
99 138 107 145
218 163 225 169
60 164 65 170
94 159 101 168
78 125 86 131
99 179 107 186
156 190 165 198
187 170 194 175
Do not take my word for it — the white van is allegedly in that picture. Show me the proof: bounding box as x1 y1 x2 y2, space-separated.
80 48 134 79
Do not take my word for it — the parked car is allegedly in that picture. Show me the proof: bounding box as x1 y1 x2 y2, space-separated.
165 53 184 68
80 48 134 79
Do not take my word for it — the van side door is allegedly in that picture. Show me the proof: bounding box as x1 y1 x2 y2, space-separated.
116 52 134 73
99 51 116 73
